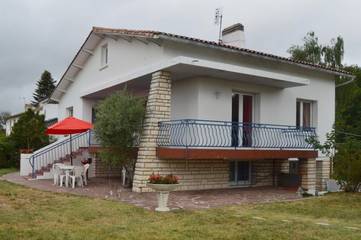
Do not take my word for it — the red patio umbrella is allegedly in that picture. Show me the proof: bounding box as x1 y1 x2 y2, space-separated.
46 117 93 164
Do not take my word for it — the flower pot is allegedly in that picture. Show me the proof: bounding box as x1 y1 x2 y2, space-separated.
147 183 179 212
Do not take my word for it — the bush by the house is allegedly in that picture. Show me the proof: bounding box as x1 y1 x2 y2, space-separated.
308 130 361 192
333 138 361 192
0 132 16 168
94 90 145 186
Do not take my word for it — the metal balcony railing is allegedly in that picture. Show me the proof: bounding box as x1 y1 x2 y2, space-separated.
157 119 316 149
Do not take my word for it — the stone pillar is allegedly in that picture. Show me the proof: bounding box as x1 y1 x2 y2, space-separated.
316 159 331 191
299 158 316 190
132 71 171 192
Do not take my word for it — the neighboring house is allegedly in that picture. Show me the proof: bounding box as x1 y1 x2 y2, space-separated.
37 99 59 126
23 23 353 193
5 112 22 136
5 100 58 136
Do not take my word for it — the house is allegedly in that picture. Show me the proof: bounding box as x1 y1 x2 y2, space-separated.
5 112 23 136
22 23 353 193
5 100 58 136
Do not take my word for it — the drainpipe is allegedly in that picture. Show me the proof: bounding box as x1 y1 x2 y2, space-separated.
336 76 355 88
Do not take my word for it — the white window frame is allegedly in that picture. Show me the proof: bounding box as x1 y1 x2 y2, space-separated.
100 44 108 69
232 91 260 123
296 99 317 128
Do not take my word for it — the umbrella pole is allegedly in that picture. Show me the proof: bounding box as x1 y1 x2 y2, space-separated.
70 134 73 165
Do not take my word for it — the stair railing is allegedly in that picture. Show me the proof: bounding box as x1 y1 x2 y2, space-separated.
29 130 93 178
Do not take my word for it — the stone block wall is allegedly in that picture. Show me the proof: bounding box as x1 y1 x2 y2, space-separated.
134 158 285 192
93 157 122 177
137 159 230 191
299 158 316 190
316 159 331 191
251 159 279 187
133 71 172 192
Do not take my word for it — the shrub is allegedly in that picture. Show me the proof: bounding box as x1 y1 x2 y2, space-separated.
333 138 361 192
94 90 145 186
10 109 49 151
0 132 17 168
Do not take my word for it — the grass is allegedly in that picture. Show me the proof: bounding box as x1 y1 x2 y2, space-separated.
0 168 17 176
0 180 360 240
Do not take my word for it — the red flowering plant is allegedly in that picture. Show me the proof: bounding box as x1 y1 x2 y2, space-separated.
148 173 180 184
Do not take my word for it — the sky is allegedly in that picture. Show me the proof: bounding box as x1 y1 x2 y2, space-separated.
0 0 360 114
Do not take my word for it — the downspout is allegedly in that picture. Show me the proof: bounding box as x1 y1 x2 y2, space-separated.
336 76 356 88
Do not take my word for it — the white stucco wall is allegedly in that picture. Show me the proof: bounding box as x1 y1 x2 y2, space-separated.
56 35 336 147
57 37 165 121
5 117 19 136
39 103 59 121
171 75 334 145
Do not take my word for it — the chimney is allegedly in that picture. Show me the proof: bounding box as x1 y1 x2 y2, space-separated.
221 23 245 48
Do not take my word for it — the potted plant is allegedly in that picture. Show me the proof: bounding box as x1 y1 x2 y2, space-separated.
147 173 180 212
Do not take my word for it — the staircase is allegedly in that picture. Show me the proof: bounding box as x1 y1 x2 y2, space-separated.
28 130 96 179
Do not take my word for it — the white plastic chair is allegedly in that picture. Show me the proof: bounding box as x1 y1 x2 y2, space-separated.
83 164 90 186
69 167 84 189
53 163 64 185
59 170 68 187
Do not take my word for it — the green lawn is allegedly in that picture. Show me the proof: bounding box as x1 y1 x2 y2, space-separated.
0 168 17 177
0 180 360 240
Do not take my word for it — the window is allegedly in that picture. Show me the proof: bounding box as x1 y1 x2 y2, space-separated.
296 99 316 128
91 107 97 123
66 107 73 117
100 44 108 67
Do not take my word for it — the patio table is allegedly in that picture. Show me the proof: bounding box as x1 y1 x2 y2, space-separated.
59 165 74 187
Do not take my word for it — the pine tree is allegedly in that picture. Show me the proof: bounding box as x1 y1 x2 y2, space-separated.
32 70 56 105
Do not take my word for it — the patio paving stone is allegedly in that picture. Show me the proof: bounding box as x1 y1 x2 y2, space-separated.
2 172 302 211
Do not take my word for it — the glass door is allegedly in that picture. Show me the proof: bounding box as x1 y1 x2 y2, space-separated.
229 160 251 185
232 93 254 147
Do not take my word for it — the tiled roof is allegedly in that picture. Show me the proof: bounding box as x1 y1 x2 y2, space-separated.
93 27 352 76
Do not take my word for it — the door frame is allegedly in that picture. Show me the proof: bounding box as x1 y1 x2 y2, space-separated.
229 160 252 186
231 91 256 147
233 91 256 123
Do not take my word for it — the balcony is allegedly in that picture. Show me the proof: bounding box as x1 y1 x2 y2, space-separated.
156 119 318 160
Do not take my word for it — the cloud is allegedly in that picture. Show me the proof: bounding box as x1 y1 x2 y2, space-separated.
0 0 360 114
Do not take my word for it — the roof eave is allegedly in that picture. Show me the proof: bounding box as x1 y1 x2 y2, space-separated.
158 34 353 78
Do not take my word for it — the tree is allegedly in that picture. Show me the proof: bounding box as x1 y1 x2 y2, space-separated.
308 131 361 192
10 109 49 151
0 112 10 133
333 138 361 192
335 65 361 142
94 90 145 186
32 70 56 105
288 31 344 68
0 131 16 168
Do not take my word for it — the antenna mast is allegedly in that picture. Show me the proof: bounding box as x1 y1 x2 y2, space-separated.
214 8 223 43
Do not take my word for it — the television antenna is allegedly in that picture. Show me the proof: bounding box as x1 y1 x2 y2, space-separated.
214 8 223 43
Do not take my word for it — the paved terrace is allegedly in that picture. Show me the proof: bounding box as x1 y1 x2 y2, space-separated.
2 172 301 210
